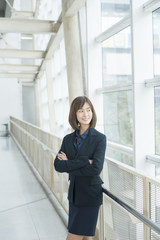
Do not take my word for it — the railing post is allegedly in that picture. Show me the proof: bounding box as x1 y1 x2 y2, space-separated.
143 178 151 240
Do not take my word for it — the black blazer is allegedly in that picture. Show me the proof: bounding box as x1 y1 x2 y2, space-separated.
54 128 106 206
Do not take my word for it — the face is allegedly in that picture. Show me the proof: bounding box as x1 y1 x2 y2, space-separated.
76 102 93 127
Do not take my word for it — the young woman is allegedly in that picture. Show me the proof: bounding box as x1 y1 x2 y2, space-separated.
54 96 106 240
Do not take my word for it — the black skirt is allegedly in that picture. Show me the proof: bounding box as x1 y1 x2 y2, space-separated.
68 202 100 236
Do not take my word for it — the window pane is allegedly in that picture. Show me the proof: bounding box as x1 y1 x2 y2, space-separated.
40 72 50 131
103 90 133 147
102 27 132 87
38 0 62 20
101 0 130 32
52 40 70 138
155 87 160 155
153 8 160 77
107 147 133 166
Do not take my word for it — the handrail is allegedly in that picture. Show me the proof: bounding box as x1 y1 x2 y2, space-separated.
102 187 160 235
10 119 57 155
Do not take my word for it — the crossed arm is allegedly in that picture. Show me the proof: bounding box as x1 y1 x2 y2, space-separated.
58 151 93 165
54 136 106 176
54 138 89 173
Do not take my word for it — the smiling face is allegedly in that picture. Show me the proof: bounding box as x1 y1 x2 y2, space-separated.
76 102 93 128
69 96 97 130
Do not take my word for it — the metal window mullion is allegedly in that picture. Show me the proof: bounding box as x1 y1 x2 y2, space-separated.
107 140 133 156
96 84 133 94
145 78 160 87
143 0 160 12
95 15 131 43
146 154 160 165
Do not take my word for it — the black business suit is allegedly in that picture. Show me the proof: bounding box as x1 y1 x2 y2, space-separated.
54 128 106 206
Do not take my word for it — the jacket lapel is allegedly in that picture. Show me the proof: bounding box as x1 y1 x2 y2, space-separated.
67 128 96 158
76 128 95 156
66 132 77 157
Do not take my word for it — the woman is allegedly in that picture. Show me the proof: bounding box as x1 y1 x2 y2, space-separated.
54 96 106 240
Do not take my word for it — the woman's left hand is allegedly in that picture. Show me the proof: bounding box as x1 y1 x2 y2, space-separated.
57 151 68 160
89 159 93 164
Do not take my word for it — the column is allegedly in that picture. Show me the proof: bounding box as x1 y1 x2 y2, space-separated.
62 2 84 104
131 0 155 174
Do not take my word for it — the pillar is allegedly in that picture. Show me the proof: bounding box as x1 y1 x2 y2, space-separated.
62 2 84 104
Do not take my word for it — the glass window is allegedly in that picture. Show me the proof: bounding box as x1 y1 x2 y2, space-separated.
155 87 160 155
153 8 160 77
153 9 160 156
103 90 133 148
102 26 133 165
107 147 133 166
52 40 70 138
102 27 131 87
38 0 62 20
40 72 50 131
101 0 130 32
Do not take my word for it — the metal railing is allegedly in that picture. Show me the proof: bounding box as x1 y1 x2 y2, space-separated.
10 116 160 240
102 187 160 237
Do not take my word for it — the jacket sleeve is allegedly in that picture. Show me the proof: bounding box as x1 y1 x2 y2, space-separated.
70 135 106 176
54 137 89 173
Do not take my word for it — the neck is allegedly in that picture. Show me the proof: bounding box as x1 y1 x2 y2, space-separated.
79 125 89 135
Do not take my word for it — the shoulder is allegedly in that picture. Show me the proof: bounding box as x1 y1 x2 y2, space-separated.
90 128 106 141
63 131 75 141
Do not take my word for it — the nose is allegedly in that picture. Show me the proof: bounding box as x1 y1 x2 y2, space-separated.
83 110 88 116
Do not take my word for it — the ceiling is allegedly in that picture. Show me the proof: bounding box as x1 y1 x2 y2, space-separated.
0 0 82 85
0 0 60 85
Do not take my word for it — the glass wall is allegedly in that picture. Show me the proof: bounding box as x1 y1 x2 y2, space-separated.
155 87 160 156
101 0 130 32
38 0 62 20
52 40 70 138
103 91 132 147
153 8 160 78
153 8 160 157
102 27 131 86
33 0 69 136
40 72 50 131
101 3 133 165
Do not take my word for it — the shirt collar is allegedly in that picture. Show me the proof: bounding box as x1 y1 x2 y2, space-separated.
76 128 89 140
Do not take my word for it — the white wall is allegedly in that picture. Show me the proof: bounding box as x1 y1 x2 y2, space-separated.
0 21 22 126
22 86 36 125
0 78 22 124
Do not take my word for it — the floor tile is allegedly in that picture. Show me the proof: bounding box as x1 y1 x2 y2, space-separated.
0 137 67 240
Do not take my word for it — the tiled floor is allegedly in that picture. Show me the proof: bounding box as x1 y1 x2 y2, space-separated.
0 137 67 240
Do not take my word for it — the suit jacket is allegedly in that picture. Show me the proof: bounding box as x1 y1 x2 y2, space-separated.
54 128 107 206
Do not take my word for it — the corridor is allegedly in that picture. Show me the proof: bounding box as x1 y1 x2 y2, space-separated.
0 136 67 240
0 0 160 239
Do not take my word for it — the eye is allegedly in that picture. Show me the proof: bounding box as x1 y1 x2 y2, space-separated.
78 109 83 113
